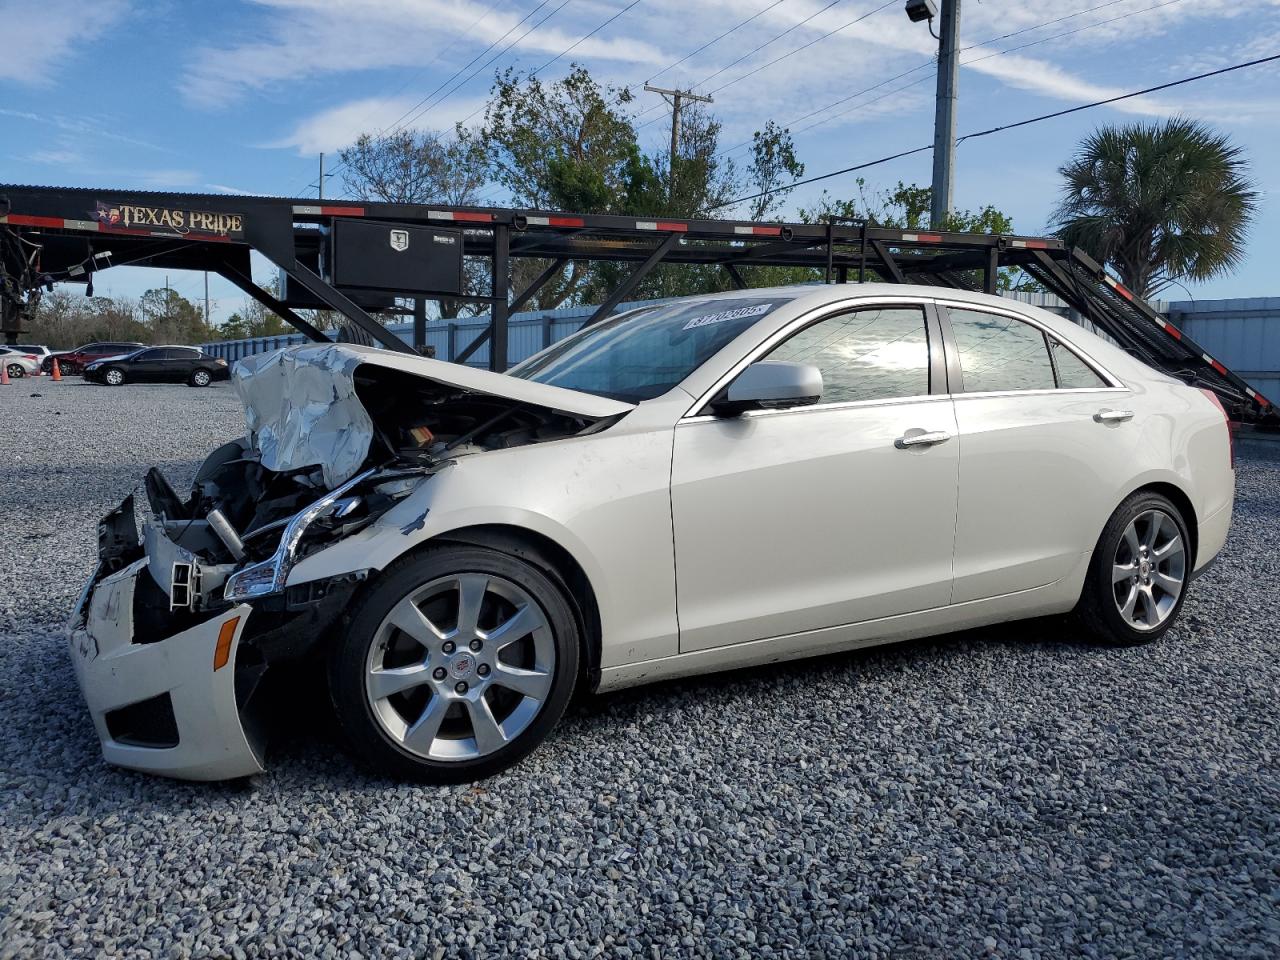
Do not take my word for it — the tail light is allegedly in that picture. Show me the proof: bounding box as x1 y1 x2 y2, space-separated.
1198 388 1235 468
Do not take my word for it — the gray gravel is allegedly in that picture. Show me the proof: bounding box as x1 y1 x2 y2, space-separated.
2 379 1278 959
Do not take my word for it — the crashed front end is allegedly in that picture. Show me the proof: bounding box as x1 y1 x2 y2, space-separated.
67 343 626 780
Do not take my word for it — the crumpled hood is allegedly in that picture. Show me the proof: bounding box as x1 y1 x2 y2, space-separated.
232 343 634 488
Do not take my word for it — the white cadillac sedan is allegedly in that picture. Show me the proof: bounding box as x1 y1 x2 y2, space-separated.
68 285 1234 782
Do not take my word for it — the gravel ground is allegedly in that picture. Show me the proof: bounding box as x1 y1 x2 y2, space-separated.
1 379 1278 959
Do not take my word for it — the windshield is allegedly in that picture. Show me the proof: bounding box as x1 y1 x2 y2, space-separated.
508 296 793 402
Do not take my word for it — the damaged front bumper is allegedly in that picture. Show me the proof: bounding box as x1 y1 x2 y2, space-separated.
67 558 265 781
66 492 367 781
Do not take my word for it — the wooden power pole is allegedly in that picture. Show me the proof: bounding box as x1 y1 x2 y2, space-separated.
643 84 713 200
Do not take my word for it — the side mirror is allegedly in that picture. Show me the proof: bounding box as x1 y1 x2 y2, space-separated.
710 361 823 417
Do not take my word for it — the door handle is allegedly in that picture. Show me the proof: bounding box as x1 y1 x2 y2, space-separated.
1093 409 1134 423
895 430 952 449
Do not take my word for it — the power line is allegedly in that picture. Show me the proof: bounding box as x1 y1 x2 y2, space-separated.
528 0 645 78
632 0 848 126
288 0 510 195
407 0 576 130
643 0 787 88
303 0 568 196
710 51 1280 210
705 0 896 97
721 0 1188 155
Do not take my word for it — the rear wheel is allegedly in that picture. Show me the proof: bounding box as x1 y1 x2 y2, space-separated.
6 363 24 379
189 369 212 387
103 367 125 386
329 545 580 782
1076 491 1191 645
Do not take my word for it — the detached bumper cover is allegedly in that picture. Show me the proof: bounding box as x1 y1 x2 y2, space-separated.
67 560 265 781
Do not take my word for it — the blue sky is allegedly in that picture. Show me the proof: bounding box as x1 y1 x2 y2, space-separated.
2 0 1278 323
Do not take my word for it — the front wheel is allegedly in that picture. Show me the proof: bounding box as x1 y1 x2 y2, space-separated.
329 545 580 782
189 369 212 387
103 367 125 386
1075 491 1191 646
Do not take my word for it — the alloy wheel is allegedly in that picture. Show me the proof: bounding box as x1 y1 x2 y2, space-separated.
7 364 24 378
1112 508 1185 631
105 368 124 385
193 370 211 386
364 573 555 761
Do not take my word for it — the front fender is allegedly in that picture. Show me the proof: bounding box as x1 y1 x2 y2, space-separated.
286 431 681 668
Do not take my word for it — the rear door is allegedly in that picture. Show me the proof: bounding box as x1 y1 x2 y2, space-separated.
670 300 960 652
128 348 167 381
940 301 1135 602
166 347 201 381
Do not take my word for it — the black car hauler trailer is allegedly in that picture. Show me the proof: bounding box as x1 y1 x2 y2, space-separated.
1 183 1272 423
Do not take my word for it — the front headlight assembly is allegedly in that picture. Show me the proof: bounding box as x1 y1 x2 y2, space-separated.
224 468 376 603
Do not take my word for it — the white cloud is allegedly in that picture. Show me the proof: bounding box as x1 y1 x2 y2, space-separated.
270 93 486 155
0 0 130 83
181 0 665 108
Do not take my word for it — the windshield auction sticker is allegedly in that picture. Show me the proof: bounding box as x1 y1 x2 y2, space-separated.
682 301 776 331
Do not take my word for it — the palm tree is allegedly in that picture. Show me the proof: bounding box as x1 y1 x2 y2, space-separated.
1052 118 1258 299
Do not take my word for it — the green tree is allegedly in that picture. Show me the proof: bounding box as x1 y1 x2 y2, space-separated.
745 121 804 222
792 180 1035 291
140 287 214 344
1052 118 1258 298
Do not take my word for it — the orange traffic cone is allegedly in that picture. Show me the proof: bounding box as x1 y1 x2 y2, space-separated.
51 358 62 381
0 362 9 386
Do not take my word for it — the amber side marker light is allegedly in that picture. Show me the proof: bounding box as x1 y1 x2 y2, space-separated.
213 616 241 671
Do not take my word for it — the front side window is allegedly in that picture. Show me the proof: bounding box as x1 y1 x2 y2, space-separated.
763 306 930 404
948 308 1056 393
508 296 794 402
135 349 163 361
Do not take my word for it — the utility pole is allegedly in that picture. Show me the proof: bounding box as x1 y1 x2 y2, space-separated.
930 0 961 229
643 85 713 200
312 152 335 200
204 271 211 325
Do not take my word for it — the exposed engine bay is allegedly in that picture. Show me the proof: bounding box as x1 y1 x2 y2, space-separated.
114 345 622 619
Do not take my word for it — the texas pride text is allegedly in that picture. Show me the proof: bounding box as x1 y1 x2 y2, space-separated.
93 201 245 239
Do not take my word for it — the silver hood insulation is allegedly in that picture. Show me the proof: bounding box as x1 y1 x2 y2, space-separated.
233 343 634 487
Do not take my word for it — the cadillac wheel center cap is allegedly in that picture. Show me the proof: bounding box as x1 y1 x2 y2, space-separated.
450 653 477 679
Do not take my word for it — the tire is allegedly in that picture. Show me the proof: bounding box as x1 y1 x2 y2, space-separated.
189 369 212 387
103 367 125 386
329 545 581 782
1075 491 1192 646
6 364 24 379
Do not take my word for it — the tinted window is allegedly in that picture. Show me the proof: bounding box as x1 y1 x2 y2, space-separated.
1050 339 1108 388
948 308 1055 393
763 306 930 404
134 349 164 361
175 348 202 360
509 296 794 402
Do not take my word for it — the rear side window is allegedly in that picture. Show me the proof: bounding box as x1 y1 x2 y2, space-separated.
1050 339 1108 388
764 306 931 404
947 308 1055 393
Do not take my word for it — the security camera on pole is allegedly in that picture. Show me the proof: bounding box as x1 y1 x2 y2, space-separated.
906 0 961 230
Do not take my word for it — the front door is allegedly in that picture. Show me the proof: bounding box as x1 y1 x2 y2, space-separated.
671 302 959 653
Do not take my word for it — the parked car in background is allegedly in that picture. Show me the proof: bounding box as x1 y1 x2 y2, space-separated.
43 341 144 374
10 344 52 361
0 346 41 378
83 345 230 386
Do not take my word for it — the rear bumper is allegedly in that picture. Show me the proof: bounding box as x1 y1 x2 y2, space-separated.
67 561 266 781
